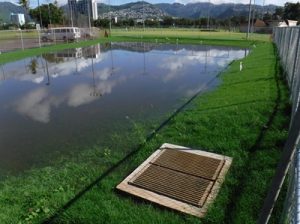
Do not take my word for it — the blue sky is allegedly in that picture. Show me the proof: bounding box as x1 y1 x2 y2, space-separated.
2 0 297 8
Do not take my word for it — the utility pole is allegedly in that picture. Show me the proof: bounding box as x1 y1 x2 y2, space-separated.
109 0 112 36
69 1 74 27
87 0 92 37
246 0 252 40
142 1 145 31
251 0 256 34
37 0 43 28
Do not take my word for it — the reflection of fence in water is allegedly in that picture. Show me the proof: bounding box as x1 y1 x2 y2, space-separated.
258 27 300 224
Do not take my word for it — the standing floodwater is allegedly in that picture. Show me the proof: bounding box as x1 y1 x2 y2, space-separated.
0 43 247 173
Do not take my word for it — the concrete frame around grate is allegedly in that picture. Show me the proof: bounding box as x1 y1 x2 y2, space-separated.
116 143 232 218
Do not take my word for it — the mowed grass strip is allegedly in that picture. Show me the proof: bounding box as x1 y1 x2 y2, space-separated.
45 42 289 223
112 28 271 42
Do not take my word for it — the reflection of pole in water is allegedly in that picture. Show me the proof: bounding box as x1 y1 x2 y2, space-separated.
92 57 96 93
0 64 5 81
205 46 208 72
75 56 79 74
90 57 101 97
110 43 114 75
45 59 50 85
175 39 179 55
40 56 46 73
143 42 146 74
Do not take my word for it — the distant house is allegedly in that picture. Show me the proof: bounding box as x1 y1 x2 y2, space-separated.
10 13 25 26
240 19 271 33
267 20 298 27
240 19 298 34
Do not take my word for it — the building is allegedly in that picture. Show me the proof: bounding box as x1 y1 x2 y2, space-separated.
10 13 25 26
267 20 298 27
68 0 98 25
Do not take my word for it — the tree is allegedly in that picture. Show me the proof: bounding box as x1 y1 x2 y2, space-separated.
30 4 64 27
19 0 30 11
94 18 110 28
273 7 284 19
283 2 300 22
161 16 174 27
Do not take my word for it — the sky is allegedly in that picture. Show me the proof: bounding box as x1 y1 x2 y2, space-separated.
2 0 298 8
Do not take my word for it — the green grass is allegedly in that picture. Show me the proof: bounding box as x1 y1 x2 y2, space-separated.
47 42 289 224
112 28 271 42
0 30 290 224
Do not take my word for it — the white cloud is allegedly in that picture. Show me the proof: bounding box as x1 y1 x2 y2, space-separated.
159 48 246 82
13 87 62 123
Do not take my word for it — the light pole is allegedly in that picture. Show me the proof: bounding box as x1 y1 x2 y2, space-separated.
87 0 92 37
69 1 74 27
251 0 256 34
37 0 43 28
142 1 145 31
246 0 252 40
109 0 112 36
47 0 52 28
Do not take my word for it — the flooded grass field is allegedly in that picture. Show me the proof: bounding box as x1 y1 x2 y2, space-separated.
0 42 247 174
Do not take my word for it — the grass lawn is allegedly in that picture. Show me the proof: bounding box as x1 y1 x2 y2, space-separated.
0 30 290 223
112 28 271 42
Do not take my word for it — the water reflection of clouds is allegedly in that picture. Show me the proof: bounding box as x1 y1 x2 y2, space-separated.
13 67 125 123
4 54 106 84
160 49 246 82
14 88 63 123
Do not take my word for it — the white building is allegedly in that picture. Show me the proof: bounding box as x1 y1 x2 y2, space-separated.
10 13 25 26
68 0 98 21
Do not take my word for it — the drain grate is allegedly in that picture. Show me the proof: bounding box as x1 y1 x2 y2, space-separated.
129 164 213 207
151 149 224 180
116 143 233 217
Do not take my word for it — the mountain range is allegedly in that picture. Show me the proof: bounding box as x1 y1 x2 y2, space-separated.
98 1 278 20
0 1 279 24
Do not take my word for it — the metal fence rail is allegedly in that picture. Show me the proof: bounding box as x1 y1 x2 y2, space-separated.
0 28 101 53
258 27 300 224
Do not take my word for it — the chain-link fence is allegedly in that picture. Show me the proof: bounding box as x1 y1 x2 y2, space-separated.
0 28 101 53
260 27 300 224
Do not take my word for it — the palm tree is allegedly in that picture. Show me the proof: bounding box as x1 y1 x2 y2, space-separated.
19 0 30 12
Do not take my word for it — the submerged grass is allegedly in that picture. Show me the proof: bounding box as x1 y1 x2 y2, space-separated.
0 33 290 223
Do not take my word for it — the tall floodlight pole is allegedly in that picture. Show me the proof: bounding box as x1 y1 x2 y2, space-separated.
37 0 43 28
109 0 112 35
69 1 74 27
47 0 52 27
87 0 92 37
142 1 145 31
207 0 210 29
262 0 265 19
246 0 252 40
251 0 255 34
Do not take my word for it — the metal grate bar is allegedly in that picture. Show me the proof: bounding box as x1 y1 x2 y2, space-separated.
152 149 224 180
129 164 213 207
